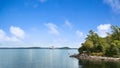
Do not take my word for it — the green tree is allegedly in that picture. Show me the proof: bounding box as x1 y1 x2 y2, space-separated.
78 25 120 57
111 26 120 40
105 43 119 57
96 44 103 52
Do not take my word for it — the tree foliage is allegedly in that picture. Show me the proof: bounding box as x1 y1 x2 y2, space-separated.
78 26 120 57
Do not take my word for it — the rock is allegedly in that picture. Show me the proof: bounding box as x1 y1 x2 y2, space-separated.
70 53 120 62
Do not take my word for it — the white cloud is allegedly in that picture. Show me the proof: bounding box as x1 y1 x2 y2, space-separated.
0 29 19 42
10 26 25 39
8 37 19 42
0 29 7 41
97 24 111 37
64 20 73 28
76 30 84 38
0 26 25 42
104 0 120 13
24 0 46 8
97 24 111 31
45 23 60 35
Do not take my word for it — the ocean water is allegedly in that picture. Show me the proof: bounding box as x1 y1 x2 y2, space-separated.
0 49 120 68
0 49 78 68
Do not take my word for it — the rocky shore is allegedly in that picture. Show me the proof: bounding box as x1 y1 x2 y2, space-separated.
70 54 120 62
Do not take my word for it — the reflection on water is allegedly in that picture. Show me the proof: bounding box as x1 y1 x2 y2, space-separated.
0 49 78 68
0 49 120 68
78 59 120 68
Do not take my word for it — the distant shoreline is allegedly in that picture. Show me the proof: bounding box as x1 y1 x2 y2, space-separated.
0 47 78 49
70 54 120 62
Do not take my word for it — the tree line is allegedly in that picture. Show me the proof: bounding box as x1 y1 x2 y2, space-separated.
78 26 120 57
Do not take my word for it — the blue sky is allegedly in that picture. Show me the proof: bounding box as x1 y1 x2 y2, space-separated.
0 0 120 48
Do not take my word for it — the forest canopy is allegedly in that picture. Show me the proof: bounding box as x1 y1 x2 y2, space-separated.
78 26 120 57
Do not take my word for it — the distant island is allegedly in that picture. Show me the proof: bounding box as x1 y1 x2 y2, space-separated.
57 47 77 49
0 46 77 49
57 47 70 49
70 26 120 62
0 47 42 49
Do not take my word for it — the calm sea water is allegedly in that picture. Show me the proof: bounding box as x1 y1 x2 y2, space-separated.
0 49 120 68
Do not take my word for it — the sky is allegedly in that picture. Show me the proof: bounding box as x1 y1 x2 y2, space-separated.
0 0 120 48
